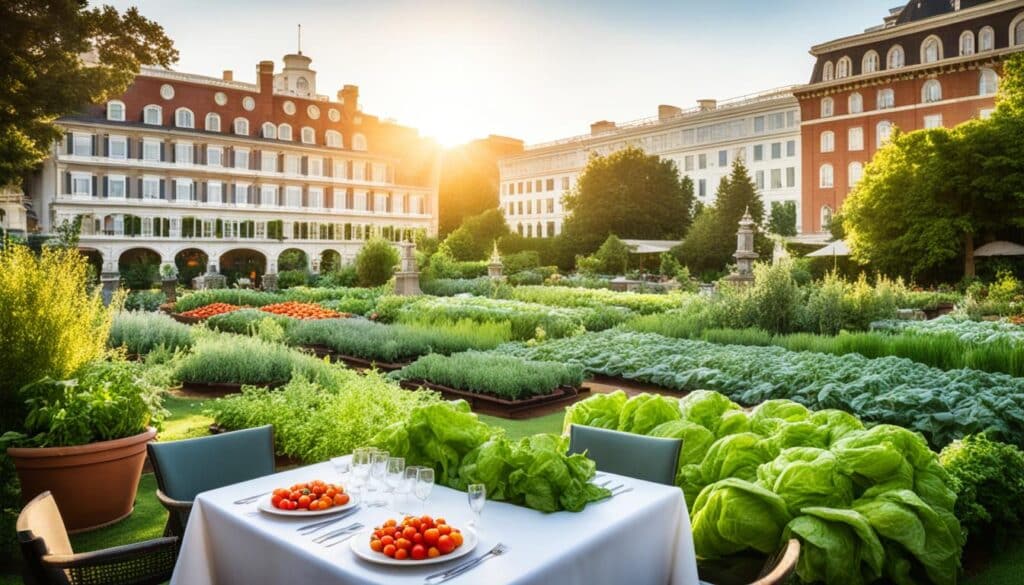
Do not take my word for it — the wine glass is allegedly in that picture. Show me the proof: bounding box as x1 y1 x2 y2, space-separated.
415 467 434 514
386 457 405 510
369 449 390 507
331 457 351 487
467 484 486 530
351 448 371 496
400 466 419 516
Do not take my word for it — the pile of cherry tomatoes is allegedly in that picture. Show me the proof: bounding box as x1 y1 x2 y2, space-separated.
271 480 350 511
259 302 342 320
369 516 464 561
179 303 243 319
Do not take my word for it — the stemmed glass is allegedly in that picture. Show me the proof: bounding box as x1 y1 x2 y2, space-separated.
351 448 371 497
369 449 390 507
386 457 405 511
468 484 486 530
400 466 419 515
331 457 351 487
414 467 434 514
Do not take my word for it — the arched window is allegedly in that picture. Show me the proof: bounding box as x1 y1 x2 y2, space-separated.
352 133 368 151
848 162 864 187
278 124 292 141
878 88 895 109
822 61 835 81
526 224 533 238
848 92 863 114
862 50 880 74
820 131 835 153
820 97 834 118
262 122 276 139
980 26 995 51
205 112 221 132
922 79 942 103
836 56 852 78
301 127 315 144
143 104 162 125
1014 14 1024 45
325 130 343 148
979 68 999 96
819 164 834 188
233 117 249 135
887 45 905 69
960 31 975 56
175 107 194 128
876 121 893 148
921 36 943 63
820 206 833 230
106 100 125 121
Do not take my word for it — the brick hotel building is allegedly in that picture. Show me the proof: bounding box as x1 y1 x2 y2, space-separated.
23 52 440 279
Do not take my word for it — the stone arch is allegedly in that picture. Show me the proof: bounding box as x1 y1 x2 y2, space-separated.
174 247 208 286
278 248 308 272
219 248 267 285
320 249 342 273
79 248 103 281
118 247 161 290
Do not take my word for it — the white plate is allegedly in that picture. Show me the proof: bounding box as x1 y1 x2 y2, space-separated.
257 495 358 517
350 527 477 566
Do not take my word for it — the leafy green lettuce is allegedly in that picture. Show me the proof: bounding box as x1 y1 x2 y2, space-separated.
562 389 627 432
617 393 681 435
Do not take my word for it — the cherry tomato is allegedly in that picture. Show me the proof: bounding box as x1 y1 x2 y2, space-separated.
402 526 417 540
423 528 440 546
396 538 412 551
420 515 433 527
437 524 452 536
411 544 427 560
427 546 440 558
435 517 446 525
383 544 396 558
412 532 424 544
450 532 464 547
370 539 383 552
380 535 394 547
271 495 283 507
297 495 311 509
437 535 454 554
394 548 409 560
334 493 350 506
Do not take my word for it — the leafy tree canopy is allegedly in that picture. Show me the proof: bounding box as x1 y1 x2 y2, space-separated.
440 208 510 261
769 201 798 237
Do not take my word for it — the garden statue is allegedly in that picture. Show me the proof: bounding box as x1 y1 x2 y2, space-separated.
202 262 226 290
394 240 421 295
725 207 758 285
488 242 504 280
159 262 178 303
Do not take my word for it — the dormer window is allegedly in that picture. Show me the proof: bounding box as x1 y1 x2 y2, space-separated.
205 113 221 132
960 31 975 56
887 45 905 69
822 61 834 81
106 101 125 122
143 105 162 125
278 124 292 141
836 57 852 78
980 26 995 51
862 51 879 74
301 127 315 144
921 36 942 64
175 108 194 129
326 130 343 148
234 117 249 136
262 122 277 139
352 133 368 151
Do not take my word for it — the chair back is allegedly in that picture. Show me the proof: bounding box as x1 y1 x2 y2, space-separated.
17 491 73 585
752 539 800 585
567 424 681 485
147 425 275 502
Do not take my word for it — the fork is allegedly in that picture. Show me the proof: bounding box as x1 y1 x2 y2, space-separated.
233 491 270 505
424 543 508 584
297 509 359 534
312 523 362 544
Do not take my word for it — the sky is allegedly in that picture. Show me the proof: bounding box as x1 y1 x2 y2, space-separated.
100 0 902 146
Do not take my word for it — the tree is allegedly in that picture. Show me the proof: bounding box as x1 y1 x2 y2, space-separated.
440 208 510 261
437 138 521 235
768 201 798 237
0 1 178 187
593 234 631 275
561 147 693 255
355 238 399 287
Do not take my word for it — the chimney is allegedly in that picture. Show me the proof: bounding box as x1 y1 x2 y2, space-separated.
340 84 359 116
222 70 234 81
257 60 274 96
658 105 682 121
590 120 616 135
697 99 717 112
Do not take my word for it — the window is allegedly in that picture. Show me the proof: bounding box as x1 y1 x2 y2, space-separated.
848 162 863 187
819 164 834 188
107 101 125 121
285 186 302 208
698 154 707 169
71 172 92 197
922 79 942 103
848 92 863 114
143 139 160 161
233 183 249 205
174 142 193 164
887 45 905 69
326 130 342 148
753 145 764 161
754 116 765 133
142 177 159 200
718 150 728 167
546 178 554 191
535 179 542 192
308 188 323 209
352 133 368 151
234 148 249 170
108 136 127 159
547 199 555 213
836 56 852 78
821 206 833 230
107 175 126 199
205 113 221 132
821 97 834 118
698 179 707 197
786 167 796 188
143 105 162 125
878 88 895 109
862 50 880 74
980 68 999 96
507 203 514 216
1014 15 1024 45
848 127 864 151
260 151 276 172
980 26 995 51
526 181 532 194
233 117 249 135
820 131 835 153
960 31 975 56
284 155 300 174
260 185 277 207
176 179 193 201
309 157 323 177
924 114 944 129
301 127 315 144
822 61 834 81
771 169 782 189
755 170 765 190
207 182 222 204
771 142 782 159
175 108 194 128
278 124 292 141
72 133 93 156
262 123 277 139
207 146 223 167
561 177 570 190
876 121 893 148
921 36 942 64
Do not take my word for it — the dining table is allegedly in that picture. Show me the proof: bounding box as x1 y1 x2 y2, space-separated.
169 458 700 585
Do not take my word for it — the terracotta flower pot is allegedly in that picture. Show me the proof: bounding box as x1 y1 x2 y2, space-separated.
7 427 157 532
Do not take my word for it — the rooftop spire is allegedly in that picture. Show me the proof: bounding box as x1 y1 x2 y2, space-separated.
297 24 302 55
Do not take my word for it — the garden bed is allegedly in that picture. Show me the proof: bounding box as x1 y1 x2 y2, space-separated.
179 380 287 396
170 313 204 325
397 379 591 419
299 344 411 371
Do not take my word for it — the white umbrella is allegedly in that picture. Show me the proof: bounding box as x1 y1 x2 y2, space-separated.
973 241 1024 257
806 240 851 257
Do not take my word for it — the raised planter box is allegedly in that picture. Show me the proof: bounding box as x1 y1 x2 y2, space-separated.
398 379 591 419
180 380 287 395
300 345 411 372
170 313 204 325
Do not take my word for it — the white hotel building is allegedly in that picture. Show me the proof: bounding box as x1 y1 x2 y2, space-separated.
498 87 803 237
23 52 439 280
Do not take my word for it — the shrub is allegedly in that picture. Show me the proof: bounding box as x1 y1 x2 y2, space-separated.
742 260 802 334
508 285 680 315
276 269 309 289
508 270 544 286
660 252 683 279
124 290 166 311
174 332 341 386
940 434 1024 548
206 309 293 336
503 251 540 274
391 351 585 399
109 312 193 356
120 258 158 290
316 266 358 288
421 277 494 297
356 238 399 287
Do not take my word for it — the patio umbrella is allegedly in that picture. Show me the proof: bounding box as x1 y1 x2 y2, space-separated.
806 240 851 257
973 241 1024 257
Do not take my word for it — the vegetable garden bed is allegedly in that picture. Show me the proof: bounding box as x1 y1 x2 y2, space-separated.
299 345 411 372
397 379 591 419
179 380 288 395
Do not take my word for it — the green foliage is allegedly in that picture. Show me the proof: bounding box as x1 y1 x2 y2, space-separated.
109 311 192 356
208 372 439 464
502 250 540 274
391 351 584 400
508 285 680 314
562 147 693 254
6 359 166 448
277 249 308 272
768 201 798 237
119 257 159 290
940 434 1024 548
174 332 341 386
425 244 489 280
276 269 309 289
421 277 495 297
581 234 630 275
123 290 166 311
441 208 510 261
660 251 683 279
315 266 358 288
355 238 400 287
204 309 293 336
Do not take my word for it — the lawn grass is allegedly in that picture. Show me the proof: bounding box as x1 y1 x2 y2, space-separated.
480 411 564 439
159 393 214 441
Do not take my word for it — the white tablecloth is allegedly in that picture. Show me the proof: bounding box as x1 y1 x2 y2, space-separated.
171 460 699 585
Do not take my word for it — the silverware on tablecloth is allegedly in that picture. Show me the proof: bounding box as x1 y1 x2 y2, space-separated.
323 529 363 548
312 523 362 544
604 484 624 492
297 508 360 535
424 543 508 584
610 487 633 497
233 492 270 505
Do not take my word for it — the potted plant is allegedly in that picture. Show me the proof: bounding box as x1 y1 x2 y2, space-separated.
160 262 178 303
3 359 166 532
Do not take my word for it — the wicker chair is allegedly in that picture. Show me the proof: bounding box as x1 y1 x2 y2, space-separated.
752 539 800 585
699 539 801 585
17 491 178 585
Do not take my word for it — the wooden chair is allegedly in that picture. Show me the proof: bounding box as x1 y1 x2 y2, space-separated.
752 539 800 585
17 491 178 585
699 539 801 585
567 424 682 485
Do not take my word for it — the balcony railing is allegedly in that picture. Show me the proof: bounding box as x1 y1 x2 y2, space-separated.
54 194 431 219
